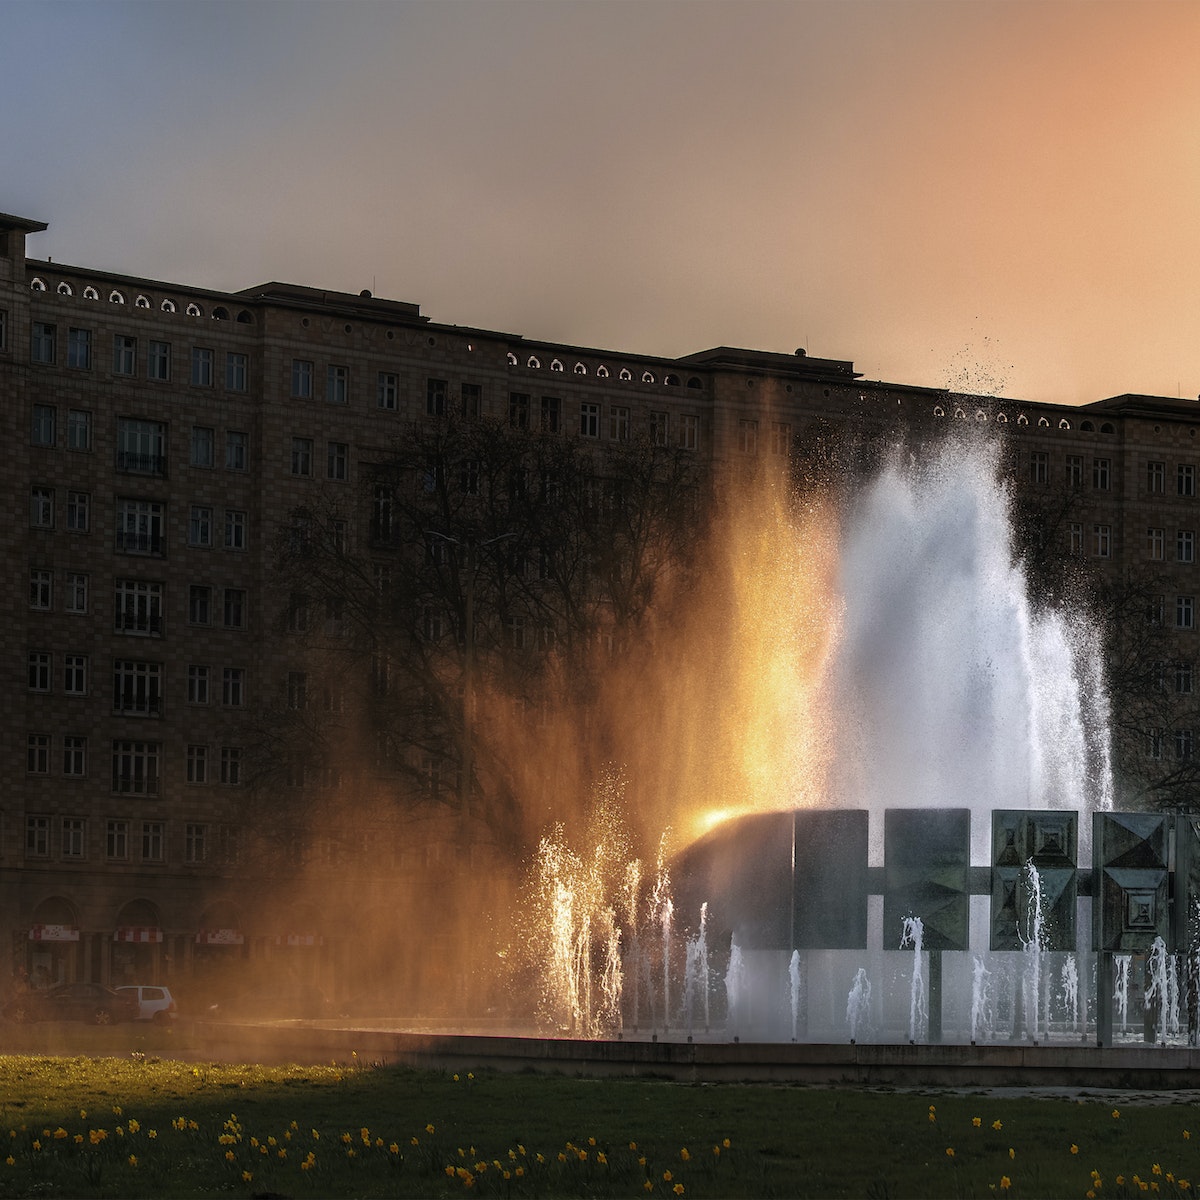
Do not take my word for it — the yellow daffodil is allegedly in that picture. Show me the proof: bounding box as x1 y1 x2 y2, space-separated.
972 1117 982 1128
127 1154 137 1167
1071 1144 1079 1155
992 1120 1003 1131
946 1147 955 1158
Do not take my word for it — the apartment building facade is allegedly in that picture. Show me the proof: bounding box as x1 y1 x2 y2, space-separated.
0 208 1194 1004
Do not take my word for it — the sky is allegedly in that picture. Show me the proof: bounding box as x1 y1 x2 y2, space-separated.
5 0 1200 407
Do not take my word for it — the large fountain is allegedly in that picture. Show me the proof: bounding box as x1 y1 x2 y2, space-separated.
520 435 1200 1051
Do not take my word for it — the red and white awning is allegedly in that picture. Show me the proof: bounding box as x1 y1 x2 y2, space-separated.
196 928 243 945
29 923 79 942
113 926 162 943
276 933 323 947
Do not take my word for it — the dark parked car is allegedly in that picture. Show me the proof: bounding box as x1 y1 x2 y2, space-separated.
3 982 139 1025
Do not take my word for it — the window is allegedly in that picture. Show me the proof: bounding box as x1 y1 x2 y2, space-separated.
1093 457 1110 491
1181 464 1197 497
112 741 161 795
27 734 50 774
1063 453 1083 488
189 584 211 625
191 346 213 387
30 486 54 528
116 498 165 555
292 359 313 398
372 484 394 541
113 660 163 715
222 666 245 706
509 392 530 429
106 820 128 860
1148 595 1164 627
462 382 482 420
287 671 307 710
1149 528 1165 561
185 823 207 863
291 437 313 475
220 746 242 786
738 419 759 455
63 736 87 777
186 746 208 785
327 441 348 480
113 334 136 375
66 490 90 532
1029 451 1049 485
188 505 213 547
1179 729 1195 761
580 402 600 438
141 821 164 862
28 651 51 692
61 818 85 859
31 404 55 446
426 378 447 417
1180 530 1195 564
148 340 170 381
286 593 310 633
1069 523 1084 556
25 816 49 858
771 421 792 456
507 615 527 651
187 664 210 704
114 579 163 635
29 568 52 611
225 351 247 391
460 459 480 495
224 509 246 550
223 588 247 629
650 411 670 447
225 430 248 470
1178 661 1194 695
0 308 5 349
67 327 92 370
66 573 88 614
63 654 88 695
67 409 91 451
679 413 700 451
190 425 214 467
377 371 398 410
327 364 348 404
1093 524 1111 558
1148 460 1166 494
610 406 631 442
117 418 167 474
1179 596 1195 630
31 321 55 364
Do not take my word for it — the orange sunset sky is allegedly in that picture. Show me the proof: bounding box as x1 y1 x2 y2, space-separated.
5 0 1200 406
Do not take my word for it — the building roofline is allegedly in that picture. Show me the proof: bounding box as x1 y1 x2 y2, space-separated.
0 211 48 235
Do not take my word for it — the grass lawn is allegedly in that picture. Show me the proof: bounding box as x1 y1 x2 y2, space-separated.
0 1051 1198 1197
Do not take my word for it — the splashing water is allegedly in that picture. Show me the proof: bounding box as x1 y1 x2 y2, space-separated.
1145 936 1181 1044
900 916 926 1042
832 437 1111 862
846 967 872 1042
725 939 746 1034
1061 956 1080 1036
789 950 802 1041
683 903 710 1031
1114 955 1131 1031
970 956 993 1043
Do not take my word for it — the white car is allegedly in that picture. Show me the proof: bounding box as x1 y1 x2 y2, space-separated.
114 984 177 1022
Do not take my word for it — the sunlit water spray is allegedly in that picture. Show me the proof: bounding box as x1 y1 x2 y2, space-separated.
513 434 1113 1040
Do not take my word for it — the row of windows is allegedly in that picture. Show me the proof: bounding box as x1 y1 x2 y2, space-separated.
25 657 247 710
29 492 248 551
22 812 238 865
31 322 250 387
31 406 249 470
1147 528 1198 563
1147 729 1197 761
24 739 237 797
31 276 252 322
27 580 246 630
1144 595 1200 630
1027 454 1200 496
1067 523 1115 558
